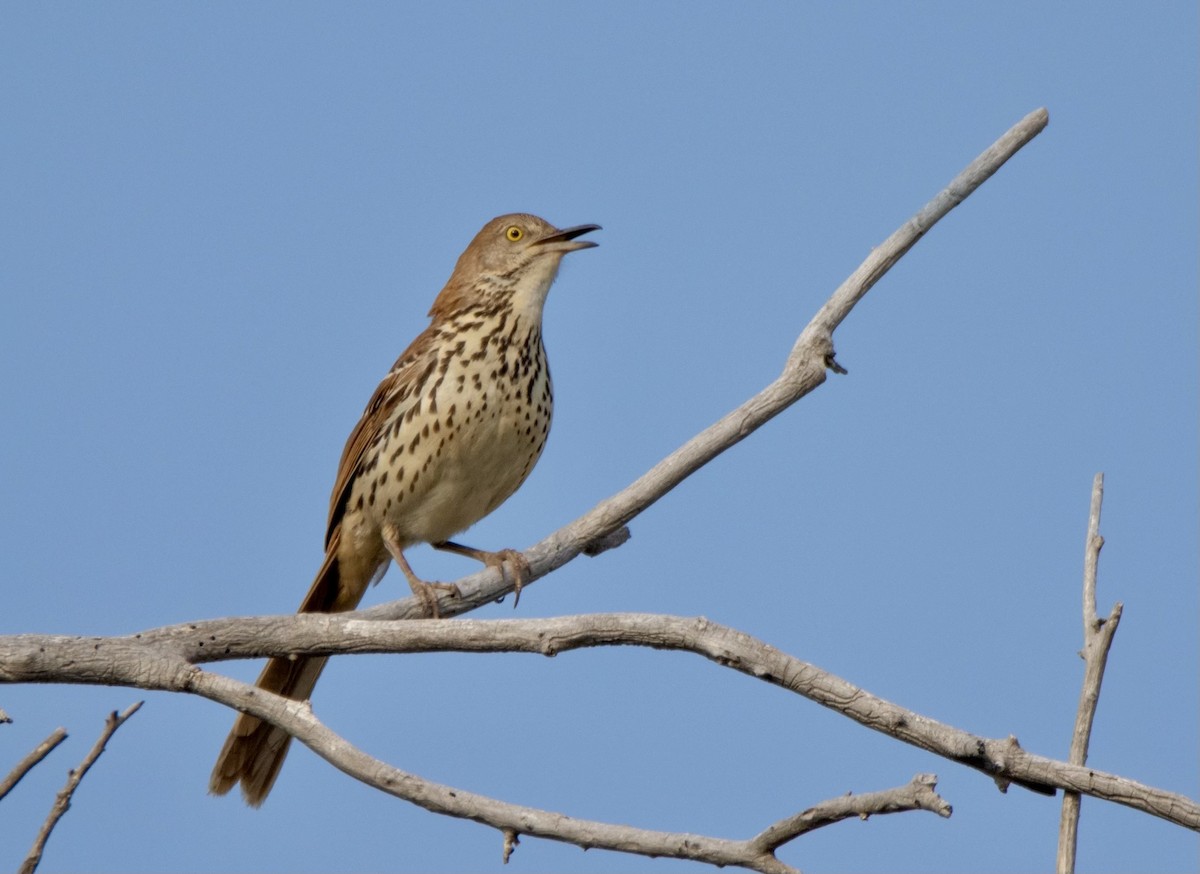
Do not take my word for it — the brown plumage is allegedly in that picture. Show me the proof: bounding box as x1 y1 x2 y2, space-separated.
209 214 599 805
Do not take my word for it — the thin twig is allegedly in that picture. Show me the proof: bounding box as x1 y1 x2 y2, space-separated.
0 728 68 801
19 703 143 874
750 773 952 852
796 108 1050 346
1057 474 1123 874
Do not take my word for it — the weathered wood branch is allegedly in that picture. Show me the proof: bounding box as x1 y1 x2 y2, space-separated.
18 703 142 874
354 109 1052 621
2 611 1195 831
1057 474 1124 873
1 728 68 802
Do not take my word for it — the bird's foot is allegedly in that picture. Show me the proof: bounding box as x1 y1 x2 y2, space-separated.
433 541 530 607
408 578 461 619
483 548 530 608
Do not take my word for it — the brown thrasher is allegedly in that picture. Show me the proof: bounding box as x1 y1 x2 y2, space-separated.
209 214 599 805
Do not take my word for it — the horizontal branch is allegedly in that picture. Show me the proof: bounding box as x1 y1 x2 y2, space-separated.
2 611 1194 831
0 632 950 874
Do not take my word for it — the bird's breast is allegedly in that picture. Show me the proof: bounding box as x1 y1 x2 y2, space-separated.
351 324 553 546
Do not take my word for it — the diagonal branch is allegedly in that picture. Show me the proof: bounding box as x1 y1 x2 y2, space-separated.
1 728 68 802
357 108 1052 622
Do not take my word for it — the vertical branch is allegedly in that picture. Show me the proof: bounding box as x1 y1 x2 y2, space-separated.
1057 473 1124 874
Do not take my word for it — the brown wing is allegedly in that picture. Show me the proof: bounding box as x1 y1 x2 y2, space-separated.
323 325 440 548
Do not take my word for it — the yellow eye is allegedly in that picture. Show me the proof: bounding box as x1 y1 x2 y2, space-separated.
505 226 524 242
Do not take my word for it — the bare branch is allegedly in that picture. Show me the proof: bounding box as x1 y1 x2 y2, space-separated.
19 703 142 874
1 728 68 802
796 108 1050 345
750 773 952 853
0 638 946 873
2 612 1195 831
1058 474 1124 873
352 108 1052 622
185 666 932 874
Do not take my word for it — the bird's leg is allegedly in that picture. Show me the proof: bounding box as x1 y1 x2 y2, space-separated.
381 524 460 618
433 541 530 607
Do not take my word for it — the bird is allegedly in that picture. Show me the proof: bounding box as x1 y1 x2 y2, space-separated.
209 213 599 805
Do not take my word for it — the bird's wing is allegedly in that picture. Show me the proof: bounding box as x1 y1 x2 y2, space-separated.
324 325 439 548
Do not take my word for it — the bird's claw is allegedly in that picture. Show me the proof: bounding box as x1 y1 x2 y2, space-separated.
485 548 529 608
411 579 461 619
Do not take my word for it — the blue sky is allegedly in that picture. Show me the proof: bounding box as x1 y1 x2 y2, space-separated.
1 4 1196 872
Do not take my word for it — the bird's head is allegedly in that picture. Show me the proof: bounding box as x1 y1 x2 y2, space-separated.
430 214 600 321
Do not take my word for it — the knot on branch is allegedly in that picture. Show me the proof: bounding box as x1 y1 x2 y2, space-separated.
501 829 519 864
582 526 631 557
785 327 839 386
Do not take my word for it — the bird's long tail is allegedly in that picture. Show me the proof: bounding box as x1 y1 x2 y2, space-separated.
209 535 370 806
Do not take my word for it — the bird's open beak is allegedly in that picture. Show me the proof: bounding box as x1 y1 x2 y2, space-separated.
536 223 601 252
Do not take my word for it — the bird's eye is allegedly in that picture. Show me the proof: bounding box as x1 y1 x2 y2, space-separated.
505 226 524 242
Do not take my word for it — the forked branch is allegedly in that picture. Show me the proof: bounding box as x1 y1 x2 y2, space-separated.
205 669 956 873
18 703 142 874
